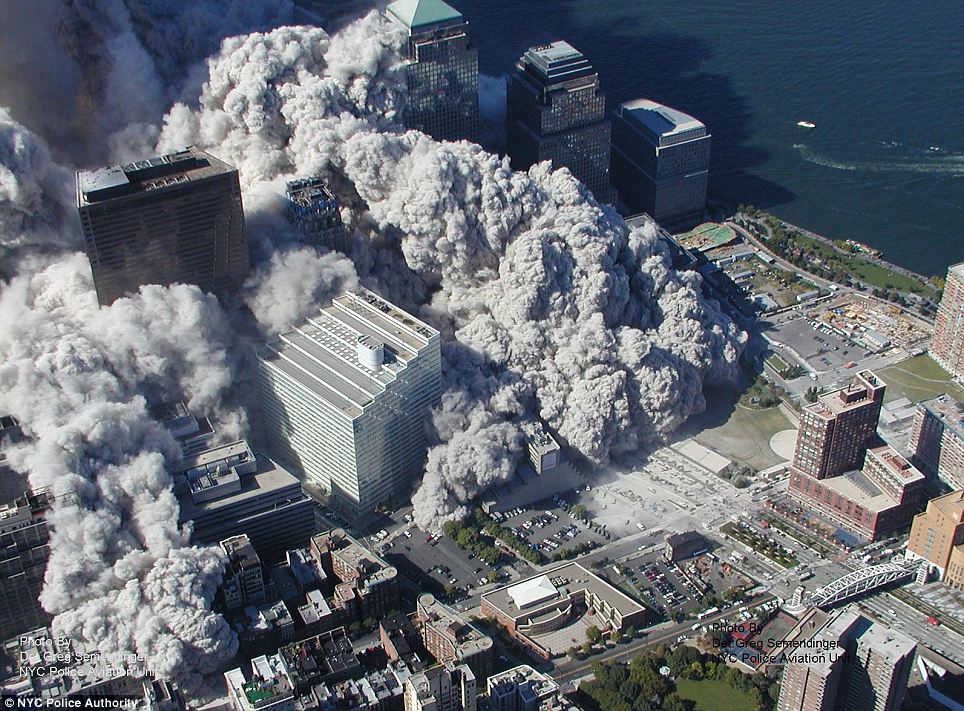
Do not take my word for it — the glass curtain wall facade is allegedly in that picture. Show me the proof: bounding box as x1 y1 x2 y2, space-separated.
610 99 711 227
76 147 249 306
386 0 480 142
506 41 615 203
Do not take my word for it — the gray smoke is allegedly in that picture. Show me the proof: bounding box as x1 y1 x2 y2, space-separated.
246 245 360 335
155 17 745 530
0 251 241 689
1 2 745 688
0 108 80 276
0 0 294 164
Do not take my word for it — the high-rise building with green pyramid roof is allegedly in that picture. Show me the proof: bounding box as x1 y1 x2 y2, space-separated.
386 0 479 142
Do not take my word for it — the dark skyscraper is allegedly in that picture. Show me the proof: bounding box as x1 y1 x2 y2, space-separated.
76 147 250 307
386 0 479 142
506 41 615 203
0 488 54 640
610 98 711 228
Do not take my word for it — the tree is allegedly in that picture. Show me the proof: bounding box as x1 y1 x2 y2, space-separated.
625 626 637 640
571 504 587 520
661 695 692 711
456 527 479 549
582 640 593 655
442 520 460 538
586 625 602 645
362 617 376 629
443 584 456 599
567 646 580 660
610 629 622 644
804 386 819 403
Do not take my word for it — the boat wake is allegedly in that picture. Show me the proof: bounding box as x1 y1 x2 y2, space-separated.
793 144 964 175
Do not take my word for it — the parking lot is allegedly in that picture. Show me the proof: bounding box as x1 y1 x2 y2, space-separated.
494 499 607 559
766 315 864 374
604 550 702 621
381 524 502 606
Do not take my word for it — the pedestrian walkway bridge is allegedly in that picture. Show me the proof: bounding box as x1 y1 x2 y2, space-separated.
808 560 920 609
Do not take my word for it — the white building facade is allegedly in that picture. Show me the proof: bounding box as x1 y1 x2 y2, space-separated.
259 290 441 520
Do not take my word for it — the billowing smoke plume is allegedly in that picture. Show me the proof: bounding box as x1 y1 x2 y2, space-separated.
0 0 294 164
0 251 241 689
161 18 745 528
0 0 745 688
0 108 79 276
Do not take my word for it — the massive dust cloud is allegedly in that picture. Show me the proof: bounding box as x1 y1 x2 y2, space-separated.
0 0 744 689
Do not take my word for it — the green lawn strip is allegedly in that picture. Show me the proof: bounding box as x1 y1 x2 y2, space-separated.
878 355 964 404
675 678 757 711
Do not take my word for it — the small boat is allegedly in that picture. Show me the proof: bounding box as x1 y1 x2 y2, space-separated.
796 121 816 129
929 146 941 151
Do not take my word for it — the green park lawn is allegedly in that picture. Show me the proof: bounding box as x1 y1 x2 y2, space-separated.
681 385 793 471
878 354 964 404
674 678 757 711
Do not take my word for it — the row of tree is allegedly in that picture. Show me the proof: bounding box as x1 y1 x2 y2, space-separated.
577 644 779 711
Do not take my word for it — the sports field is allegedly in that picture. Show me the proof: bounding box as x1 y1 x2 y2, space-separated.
680 385 793 471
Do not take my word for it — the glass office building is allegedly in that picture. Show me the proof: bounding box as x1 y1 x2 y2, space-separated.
76 147 250 306
610 98 711 228
386 0 479 142
506 41 615 203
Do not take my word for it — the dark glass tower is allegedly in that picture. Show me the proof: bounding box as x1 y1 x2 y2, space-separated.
0 488 54 640
386 0 479 143
506 41 615 203
76 147 250 306
610 99 711 228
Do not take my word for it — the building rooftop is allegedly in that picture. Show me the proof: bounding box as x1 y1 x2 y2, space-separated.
482 562 646 621
260 289 438 421
666 531 706 548
221 534 261 570
487 664 559 696
519 41 595 86
281 628 361 687
0 488 54 534
76 147 234 206
817 470 897 513
316 529 397 587
920 394 964 442
858 619 917 664
508 576 559 610
925 489 964 523
286 177 337 209
245 600 294 635
176 453 302 524
525 423 559 455
865 444 925 483
418 594 493 657
385 0 462 31
225 654 293 710
806 370 885 420
949 262 964 282
618 98 705 140
173 439 254 477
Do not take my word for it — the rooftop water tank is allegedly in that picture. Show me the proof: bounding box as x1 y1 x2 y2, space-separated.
357 336 384 371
